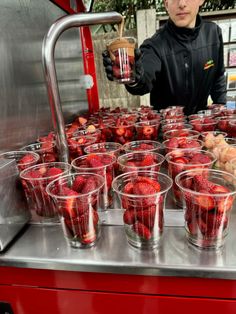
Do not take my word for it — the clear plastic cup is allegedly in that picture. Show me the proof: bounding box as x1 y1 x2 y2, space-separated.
122 140 162 153
163 129 200 140
84 142 122 158
0 151 40 172
175 168 236 249
166 149 216 208
71 153 116 209
20 162 71 223
21 141 57 163
117 152 165 174
46 173 104 248
107 37 136 84
135 119 160 141
112 171 172 249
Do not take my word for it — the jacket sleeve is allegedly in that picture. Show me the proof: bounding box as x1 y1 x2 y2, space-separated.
125 38 162 96
210 26 227 104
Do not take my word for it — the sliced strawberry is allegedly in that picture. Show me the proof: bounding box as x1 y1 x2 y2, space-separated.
193 175 216 192
115 127 125 136
72 176 86 192
47 167 63 177
62 189 80 218
139 155 154 167
133 182 158 195
135 176 161 192
171 156 189 164
81 230 97 244
27 169 42 179
143 126 154 136
132 221 151 240
189 153 212 164
81 177 98 194
166 138 178 149
217 196 234 213
78 116 87 126
194 191 215 211
123 182 134 194
211 185 231 194
86 154 104 168
123 209 136 225
18 153 35 165
136 206 156 229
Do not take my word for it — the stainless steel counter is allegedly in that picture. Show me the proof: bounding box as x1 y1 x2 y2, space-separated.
1 208 236 280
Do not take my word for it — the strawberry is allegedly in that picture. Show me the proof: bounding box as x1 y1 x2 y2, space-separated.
47 167 63 177
115 127 125 136
193 175 216 192
166 138 178 149
180 176 193 189
123 182 134 194
62 189 80 218
18 153 35 165
143 126 154 136
139 155 154 167
132 221 151 240
211 185 231 194
81 177 98 194
171 156 189 164
133 182 158 195
217 196 234 213
86 155 104 168
194 190 215 211
72 176 86 192
189 153 212 164
136 206 156 229
78 116 87 126
81 230 97 244
179 140 200 149
187 220 198 236
27 169 42 179
135 176 161 192
123 209 136 225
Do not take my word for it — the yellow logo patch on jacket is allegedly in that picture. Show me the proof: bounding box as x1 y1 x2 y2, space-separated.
204 59 214 70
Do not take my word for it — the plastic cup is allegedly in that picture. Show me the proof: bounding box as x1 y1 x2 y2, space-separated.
109 121 135 144
0 151 40 172
21 141 57 163
46 173 104 248
166 149 216 208
175 168 236 249
20 162 71 223
135 119 160 141
122 140 162 153
112 171 172 249
107 36 136 84
117 152 165 174
163 129 200 140
71 153 116 209
67 135 97 161
84 142 122 158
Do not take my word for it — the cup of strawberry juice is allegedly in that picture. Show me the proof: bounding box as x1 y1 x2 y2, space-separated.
71 153 116 210
20 162 71 223
165 149 216 208
175 168 236 249
112 171 172 249
46 173 104 248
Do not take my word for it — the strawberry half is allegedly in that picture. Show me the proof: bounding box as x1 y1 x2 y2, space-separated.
123 209 136 225
136 206 156 229
194 190 215 211
47 167 63 177
18 153 35 165
132 221 151 240
72 176 86 192
193 175 216 192
143 126 154 136
139 155 154 167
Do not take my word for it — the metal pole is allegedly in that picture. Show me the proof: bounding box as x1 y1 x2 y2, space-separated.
42 12 123 163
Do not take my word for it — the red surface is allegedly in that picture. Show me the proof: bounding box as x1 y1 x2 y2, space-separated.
1 267 236 299
1 285 236 314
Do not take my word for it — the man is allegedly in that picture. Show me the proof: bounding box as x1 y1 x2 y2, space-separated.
103 0 226 115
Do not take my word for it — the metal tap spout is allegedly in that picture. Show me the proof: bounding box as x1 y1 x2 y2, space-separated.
42 12 123 163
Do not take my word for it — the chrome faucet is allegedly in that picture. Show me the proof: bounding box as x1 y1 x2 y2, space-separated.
42 12 123 163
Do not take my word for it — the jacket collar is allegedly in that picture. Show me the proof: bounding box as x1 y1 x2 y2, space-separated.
167 14 202 41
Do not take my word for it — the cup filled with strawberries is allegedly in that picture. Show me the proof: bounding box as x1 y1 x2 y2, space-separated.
46 172 104 248
112 171 172 249
175 168 236 249
166 149 216 207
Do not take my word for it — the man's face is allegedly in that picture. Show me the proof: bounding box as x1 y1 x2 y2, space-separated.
164 0 205 28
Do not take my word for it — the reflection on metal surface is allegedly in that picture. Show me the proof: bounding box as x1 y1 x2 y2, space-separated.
42 11 123 163
1 212 236 279
0 0 87 151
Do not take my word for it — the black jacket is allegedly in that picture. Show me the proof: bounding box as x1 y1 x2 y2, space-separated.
126 15 226 115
